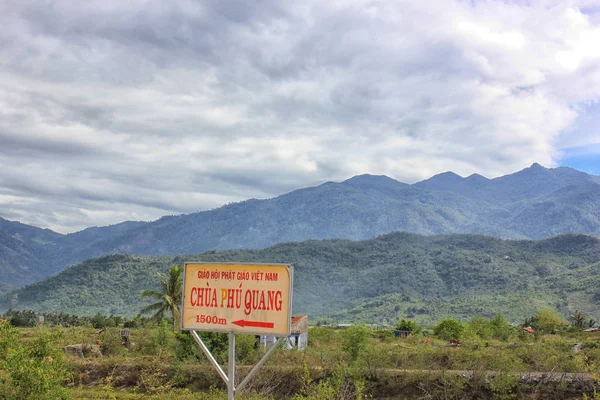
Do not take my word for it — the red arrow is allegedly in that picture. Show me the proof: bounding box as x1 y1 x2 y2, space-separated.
232 319 274 329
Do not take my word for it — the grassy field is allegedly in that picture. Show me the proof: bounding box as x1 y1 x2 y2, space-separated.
1 319 600 399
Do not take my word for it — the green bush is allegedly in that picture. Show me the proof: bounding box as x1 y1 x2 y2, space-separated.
434 318 464 340
91 313 109 329
537 309 564 333
97 329 128 356
173 331 231 362
308 327 338 346
9 315 31 328
0 318 19 359
235 334 260 364
490 315 514 341
155 319 173 349
293 361 370 400
0 321 72 400
174 331 203 361
341 325 373 362
467 317 493 340
396 319 421 333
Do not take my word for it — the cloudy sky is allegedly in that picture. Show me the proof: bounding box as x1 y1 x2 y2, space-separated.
1 0 600 233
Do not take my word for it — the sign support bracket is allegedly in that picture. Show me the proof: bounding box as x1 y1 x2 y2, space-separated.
191 330 286 399
236 336 285 393
190 330 228 385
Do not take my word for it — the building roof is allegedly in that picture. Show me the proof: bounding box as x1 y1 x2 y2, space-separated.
291 316 306 327
291 315 308 334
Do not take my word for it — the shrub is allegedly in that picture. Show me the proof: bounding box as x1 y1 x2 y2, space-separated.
537 309 564 333
0 320 72 400
467 317 492 340
174 331 202 361
0 318 19 359
91 313 108 329
97 329 128 356
308 327 337 346
434 318 464 340
341 325 373 362
293 361 370 400
490 315 513 341
156 318 173 348
9 315 31 328
396 319 421 333
131 323 175 356
235 334 260 364
173 331 229 361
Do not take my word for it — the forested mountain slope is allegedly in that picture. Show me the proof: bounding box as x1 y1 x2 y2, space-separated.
1 164 599 290
3 233 599 326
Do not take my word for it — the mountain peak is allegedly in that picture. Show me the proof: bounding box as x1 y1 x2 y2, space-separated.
2 163 600 296
529 162 546 170
342 174 406 186
496 162 551 181
416 171 464 186
465 173 489 183
437 171 462 178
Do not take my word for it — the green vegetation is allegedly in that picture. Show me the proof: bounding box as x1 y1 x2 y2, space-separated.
140 264 183 332
536 308 566 333
3 233 600 326
396 318 421 333
340 325 373 362
0 320 72 399
2 164 600 291
434 318 464 340
572 309 597 331
0 217 145 289
1 312 599 399
1 254 173 316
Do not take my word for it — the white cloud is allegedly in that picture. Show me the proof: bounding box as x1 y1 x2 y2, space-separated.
0 0 599 232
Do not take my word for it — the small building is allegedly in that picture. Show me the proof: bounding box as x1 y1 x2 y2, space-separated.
393 330 412 338
583 327 600 333
259 335 278 347
261 315 308 351
287 315 308 350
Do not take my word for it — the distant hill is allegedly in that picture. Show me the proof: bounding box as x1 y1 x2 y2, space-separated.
0 219 61 288
3 233 599 326
415 163 599 206
0 217 145 289
1 163 600 289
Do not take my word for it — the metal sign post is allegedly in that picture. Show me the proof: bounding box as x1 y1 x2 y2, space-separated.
182 263 294 399
228 332 235 399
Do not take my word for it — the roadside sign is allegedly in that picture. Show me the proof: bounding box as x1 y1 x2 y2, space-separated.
181 262 293 335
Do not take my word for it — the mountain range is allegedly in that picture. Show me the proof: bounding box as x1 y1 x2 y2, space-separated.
1 163 600 291
3 233 599 326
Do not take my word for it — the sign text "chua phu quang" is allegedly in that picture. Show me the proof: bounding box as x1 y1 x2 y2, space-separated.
181 263 293 335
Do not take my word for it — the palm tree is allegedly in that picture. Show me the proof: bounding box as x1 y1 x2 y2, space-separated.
571 309 587 331
140 264 183 331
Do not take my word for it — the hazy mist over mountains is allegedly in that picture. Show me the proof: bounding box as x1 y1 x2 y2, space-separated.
1 163 599 292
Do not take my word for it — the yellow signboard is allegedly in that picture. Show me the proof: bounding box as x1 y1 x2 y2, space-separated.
181 263 293 335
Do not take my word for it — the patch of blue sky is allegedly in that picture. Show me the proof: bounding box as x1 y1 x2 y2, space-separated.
558 98 600 176
560 144 600 175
